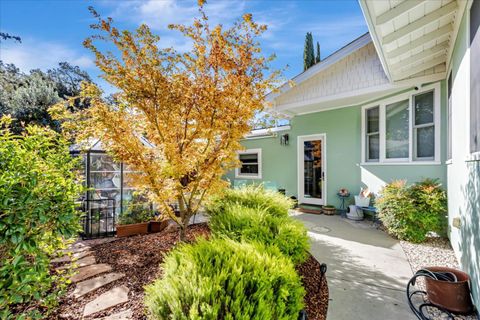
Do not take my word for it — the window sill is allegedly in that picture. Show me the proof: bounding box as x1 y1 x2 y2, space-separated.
360 161 442 166
445 159 453 165
234 175 262 180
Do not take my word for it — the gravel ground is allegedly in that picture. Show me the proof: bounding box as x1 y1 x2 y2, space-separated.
400 237 478 320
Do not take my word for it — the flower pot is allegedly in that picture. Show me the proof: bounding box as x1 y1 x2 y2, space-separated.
149 220 169 233
116 222 149 237
322 206 336 215
424 266 473 314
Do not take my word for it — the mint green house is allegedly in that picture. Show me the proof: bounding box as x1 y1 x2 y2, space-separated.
228 0 480 309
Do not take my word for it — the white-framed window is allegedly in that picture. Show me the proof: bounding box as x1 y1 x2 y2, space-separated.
235 148 262 179
361 83 440 164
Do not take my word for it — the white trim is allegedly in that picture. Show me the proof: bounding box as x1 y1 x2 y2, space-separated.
297 134 327 205
235 148 262 180
446 0 470 73
361 161 441 166
267 33 373 102
359 1 393 81
361 82 441 164
245 125 291 138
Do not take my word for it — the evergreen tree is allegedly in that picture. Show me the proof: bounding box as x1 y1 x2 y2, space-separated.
316 42 321 63
303 32 315 71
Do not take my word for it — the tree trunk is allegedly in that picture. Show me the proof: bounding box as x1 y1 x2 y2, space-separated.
179 216 189 241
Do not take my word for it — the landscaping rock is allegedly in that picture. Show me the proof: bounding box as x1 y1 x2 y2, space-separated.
71 264 112 283
75 255 96 267
73 250 93 259
73 272 125 298
95 309 132 320
83 285 129 317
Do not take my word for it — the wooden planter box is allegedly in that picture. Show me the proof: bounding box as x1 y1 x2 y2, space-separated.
116 222 149 238
149 220 169 233
322 206 336 215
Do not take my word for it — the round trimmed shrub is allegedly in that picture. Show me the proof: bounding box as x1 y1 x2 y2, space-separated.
208 204 309 264
376 179 447 243
206 185 293 218
145 238 305 320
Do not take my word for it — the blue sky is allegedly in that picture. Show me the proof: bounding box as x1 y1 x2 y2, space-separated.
0 0 368 94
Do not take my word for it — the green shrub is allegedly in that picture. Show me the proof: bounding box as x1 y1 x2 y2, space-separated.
206 185 293 218
376 179 447 243
0 118 84 318
145 238 305 320
209 204 309 264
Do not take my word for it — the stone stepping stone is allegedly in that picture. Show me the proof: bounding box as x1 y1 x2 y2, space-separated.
58 255 96 271
73 272 125 298
71 264 112 283
74 250 93 259
83 285 129 317
61 245 91 255
52 250 92 265
95 309 132 320
51 255 71 263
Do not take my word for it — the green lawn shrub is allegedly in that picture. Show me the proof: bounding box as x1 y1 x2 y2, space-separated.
206 185 293 218
0 118 84 318
145 238 305 320
208 204 309 264
376 179 447 243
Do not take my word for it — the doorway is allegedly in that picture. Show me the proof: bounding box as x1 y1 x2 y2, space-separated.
298 134 326 205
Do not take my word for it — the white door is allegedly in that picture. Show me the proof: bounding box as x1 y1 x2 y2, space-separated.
298 134 326 205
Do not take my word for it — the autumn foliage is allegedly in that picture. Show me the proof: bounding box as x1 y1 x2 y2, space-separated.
51 2 278 239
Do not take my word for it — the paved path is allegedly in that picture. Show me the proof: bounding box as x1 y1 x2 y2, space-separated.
292 212 416 320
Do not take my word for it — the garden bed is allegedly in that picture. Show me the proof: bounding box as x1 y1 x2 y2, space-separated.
50 223 328 319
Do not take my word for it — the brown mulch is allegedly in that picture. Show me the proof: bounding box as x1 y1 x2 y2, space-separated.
297 254 329 320
50 223 328 319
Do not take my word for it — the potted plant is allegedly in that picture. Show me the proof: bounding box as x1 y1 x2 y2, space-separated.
116 202 152 237
322 205 336 215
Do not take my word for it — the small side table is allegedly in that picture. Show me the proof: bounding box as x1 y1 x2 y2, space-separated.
337 193 350 217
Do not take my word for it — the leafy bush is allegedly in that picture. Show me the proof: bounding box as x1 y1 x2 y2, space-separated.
209 204 309 264
206 185 293 218
376 179 447 243
145 238 305 320
0 118 84 318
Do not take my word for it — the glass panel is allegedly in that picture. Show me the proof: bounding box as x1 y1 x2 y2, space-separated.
417 126 435 158
367 106 379 133
367 134 380 161
240 164 258 174
386 100 409 159
471 0 480 152
89 154 120 172
239 153 258 164
304 140 322 199
414 91 434 125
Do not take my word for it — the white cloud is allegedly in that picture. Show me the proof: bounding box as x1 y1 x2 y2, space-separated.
0 38 93 72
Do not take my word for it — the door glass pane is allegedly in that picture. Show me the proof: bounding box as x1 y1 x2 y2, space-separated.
304 140 322 199
367 107 379 133
368 134 380 160
414 91 434 125
386 100 409 159
416 126 435 158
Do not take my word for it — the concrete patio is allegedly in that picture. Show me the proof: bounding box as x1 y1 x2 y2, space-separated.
292 212 416 320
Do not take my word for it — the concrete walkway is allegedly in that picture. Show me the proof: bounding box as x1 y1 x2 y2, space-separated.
292 212 416 320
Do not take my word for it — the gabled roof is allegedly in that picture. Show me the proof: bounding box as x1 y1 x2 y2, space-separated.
266 33 373 102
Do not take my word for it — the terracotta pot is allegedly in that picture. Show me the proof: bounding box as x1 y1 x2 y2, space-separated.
149 220 169 233
425 266 473 314
116 222 149 238
322 206 336 215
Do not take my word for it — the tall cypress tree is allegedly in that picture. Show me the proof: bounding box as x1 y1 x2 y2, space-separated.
303 32 315 71
315 42 321 63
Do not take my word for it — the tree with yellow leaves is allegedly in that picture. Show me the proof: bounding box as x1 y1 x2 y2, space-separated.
51 2 278 240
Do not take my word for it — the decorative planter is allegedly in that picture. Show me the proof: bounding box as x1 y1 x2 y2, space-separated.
425 266 473 314
322 206 336 215
116 222 149 238
149 220 169 233
347 205 364 221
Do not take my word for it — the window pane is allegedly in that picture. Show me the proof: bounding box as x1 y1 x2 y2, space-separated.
416 126 435 158
240 164 258 174
386 100 409 159
367 134 379 161
367 107 379 133
239 153 258 164
414 91 434 125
